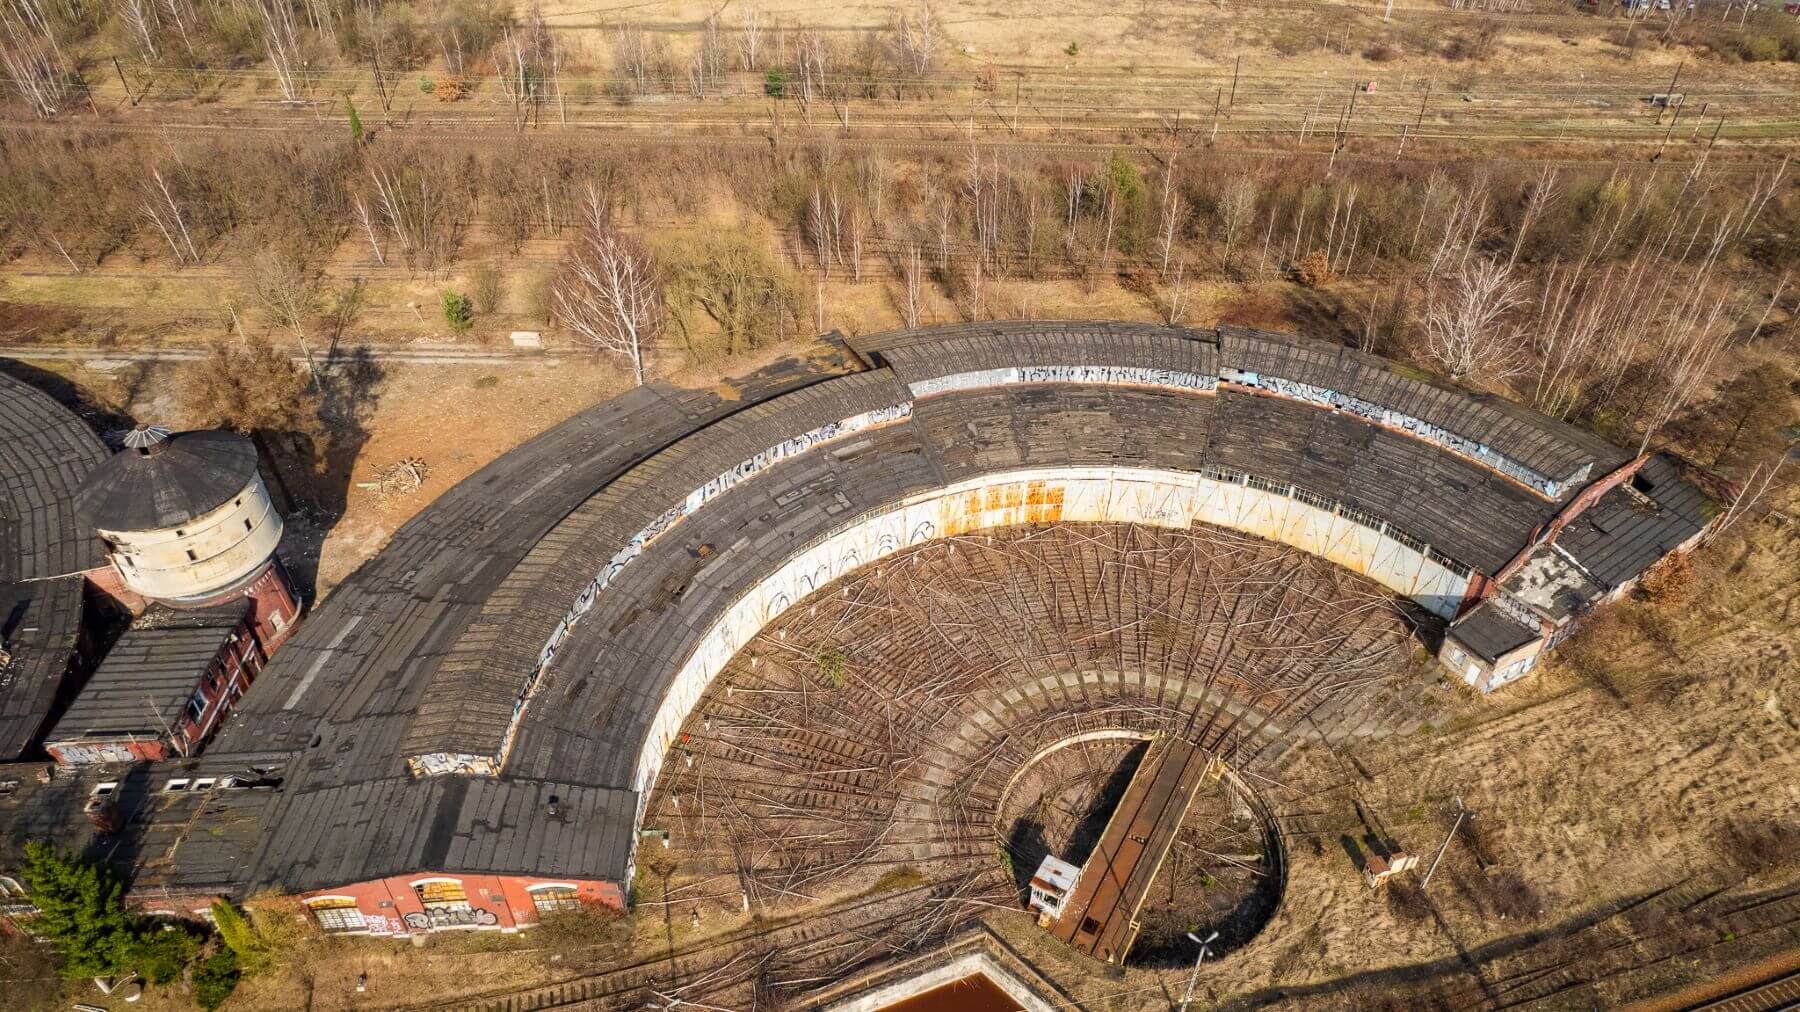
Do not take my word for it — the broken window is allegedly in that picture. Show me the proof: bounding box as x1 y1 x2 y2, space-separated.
307 897 366 933
529 885 581 915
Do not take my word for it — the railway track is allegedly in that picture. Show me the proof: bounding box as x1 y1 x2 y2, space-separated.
395 882 943 1012
1690 967 1800 1011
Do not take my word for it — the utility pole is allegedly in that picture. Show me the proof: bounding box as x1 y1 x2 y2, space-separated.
1655 61 1683 125
1421 797 1467 891
1179 930 1220 1010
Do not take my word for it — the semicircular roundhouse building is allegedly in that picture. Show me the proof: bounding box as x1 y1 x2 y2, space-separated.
15 323 1711 938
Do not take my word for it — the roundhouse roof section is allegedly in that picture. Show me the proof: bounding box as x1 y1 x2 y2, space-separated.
0 371 109 581
74 430 261 532
192 323 1661 896
0 369 107 760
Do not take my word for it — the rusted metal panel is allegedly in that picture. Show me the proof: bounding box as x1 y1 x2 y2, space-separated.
1048 737 1209 963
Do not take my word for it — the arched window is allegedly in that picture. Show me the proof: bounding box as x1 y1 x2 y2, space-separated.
305 896 366 933
411 878 470 912
527 884 581 915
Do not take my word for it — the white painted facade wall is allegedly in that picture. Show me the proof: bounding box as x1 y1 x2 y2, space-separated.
632 466 1471 798
100 472 282 603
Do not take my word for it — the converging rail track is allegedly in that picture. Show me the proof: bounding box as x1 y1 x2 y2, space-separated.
1690 968 1800 1012
396 883 942 1012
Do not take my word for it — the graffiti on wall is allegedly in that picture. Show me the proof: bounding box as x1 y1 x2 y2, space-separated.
409 358 1584 782
410 403 916 778
362 913 401 935
48 742 140 765
908 365 1217 399
1219 368 1589 499
403 906 500 930
406 751 499 778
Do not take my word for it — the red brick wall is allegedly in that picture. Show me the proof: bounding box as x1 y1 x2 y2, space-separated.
45 737 170 765
294 872 625 937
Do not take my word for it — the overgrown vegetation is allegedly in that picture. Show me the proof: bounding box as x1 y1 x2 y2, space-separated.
21 841 198 981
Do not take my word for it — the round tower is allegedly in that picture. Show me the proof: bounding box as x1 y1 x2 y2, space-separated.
75 427 289 611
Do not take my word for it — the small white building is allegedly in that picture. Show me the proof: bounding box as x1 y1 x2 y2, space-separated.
1027 855 1082 922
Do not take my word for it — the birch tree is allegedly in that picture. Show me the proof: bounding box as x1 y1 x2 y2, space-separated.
553 206 662 385
1423 255 1528 382
735 5 763 69
0 0 74 117
251 0 304 101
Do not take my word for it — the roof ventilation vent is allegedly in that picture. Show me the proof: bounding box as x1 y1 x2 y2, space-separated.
122 425 172 457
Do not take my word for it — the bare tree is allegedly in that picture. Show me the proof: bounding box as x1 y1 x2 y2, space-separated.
1158 165 1186 278
900 243 923 328
367 161 446 270
689 12 727 97
1706 448 1794 544
1636 287 1733 456
0 0 74 117
553 199 662 384
612 21 665 97
494 5 555 127
353 197 385 265
888 4 941 79
1507 165 1559 268
241 245 322 383
736 5 764 69
1219 177 1258 271
251 0 303 101
141 167 200 265
116 0 159 59
1423 255 1529 382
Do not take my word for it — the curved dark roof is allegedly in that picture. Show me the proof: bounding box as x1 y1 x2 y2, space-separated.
0 369 107 760
193 322 1669 896
0 371 108 581
75 430 260 532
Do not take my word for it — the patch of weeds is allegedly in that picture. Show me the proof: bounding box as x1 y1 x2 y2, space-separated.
869 865 926 893
813 644 848 687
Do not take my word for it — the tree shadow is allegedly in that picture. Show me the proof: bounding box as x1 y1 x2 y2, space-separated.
1002 740 1149 901
0 358 138 436
1214 885 1681 1011
265 348 385 603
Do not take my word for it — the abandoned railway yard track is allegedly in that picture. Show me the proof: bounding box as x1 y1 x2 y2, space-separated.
398 883 941 1012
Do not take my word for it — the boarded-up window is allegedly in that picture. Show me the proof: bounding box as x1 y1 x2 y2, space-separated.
308 898 365 933
530 886 580 915
415 880 469 909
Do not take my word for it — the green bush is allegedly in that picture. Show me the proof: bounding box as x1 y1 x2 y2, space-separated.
132 927 200 984
1735 32 1784 62
442 290 474 331
764 68 787 97
21 842 138 978
211 900 272 975
23 841 208 982
193 949 241 1010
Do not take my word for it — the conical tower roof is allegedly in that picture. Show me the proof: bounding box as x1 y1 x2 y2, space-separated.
75 429 260 532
